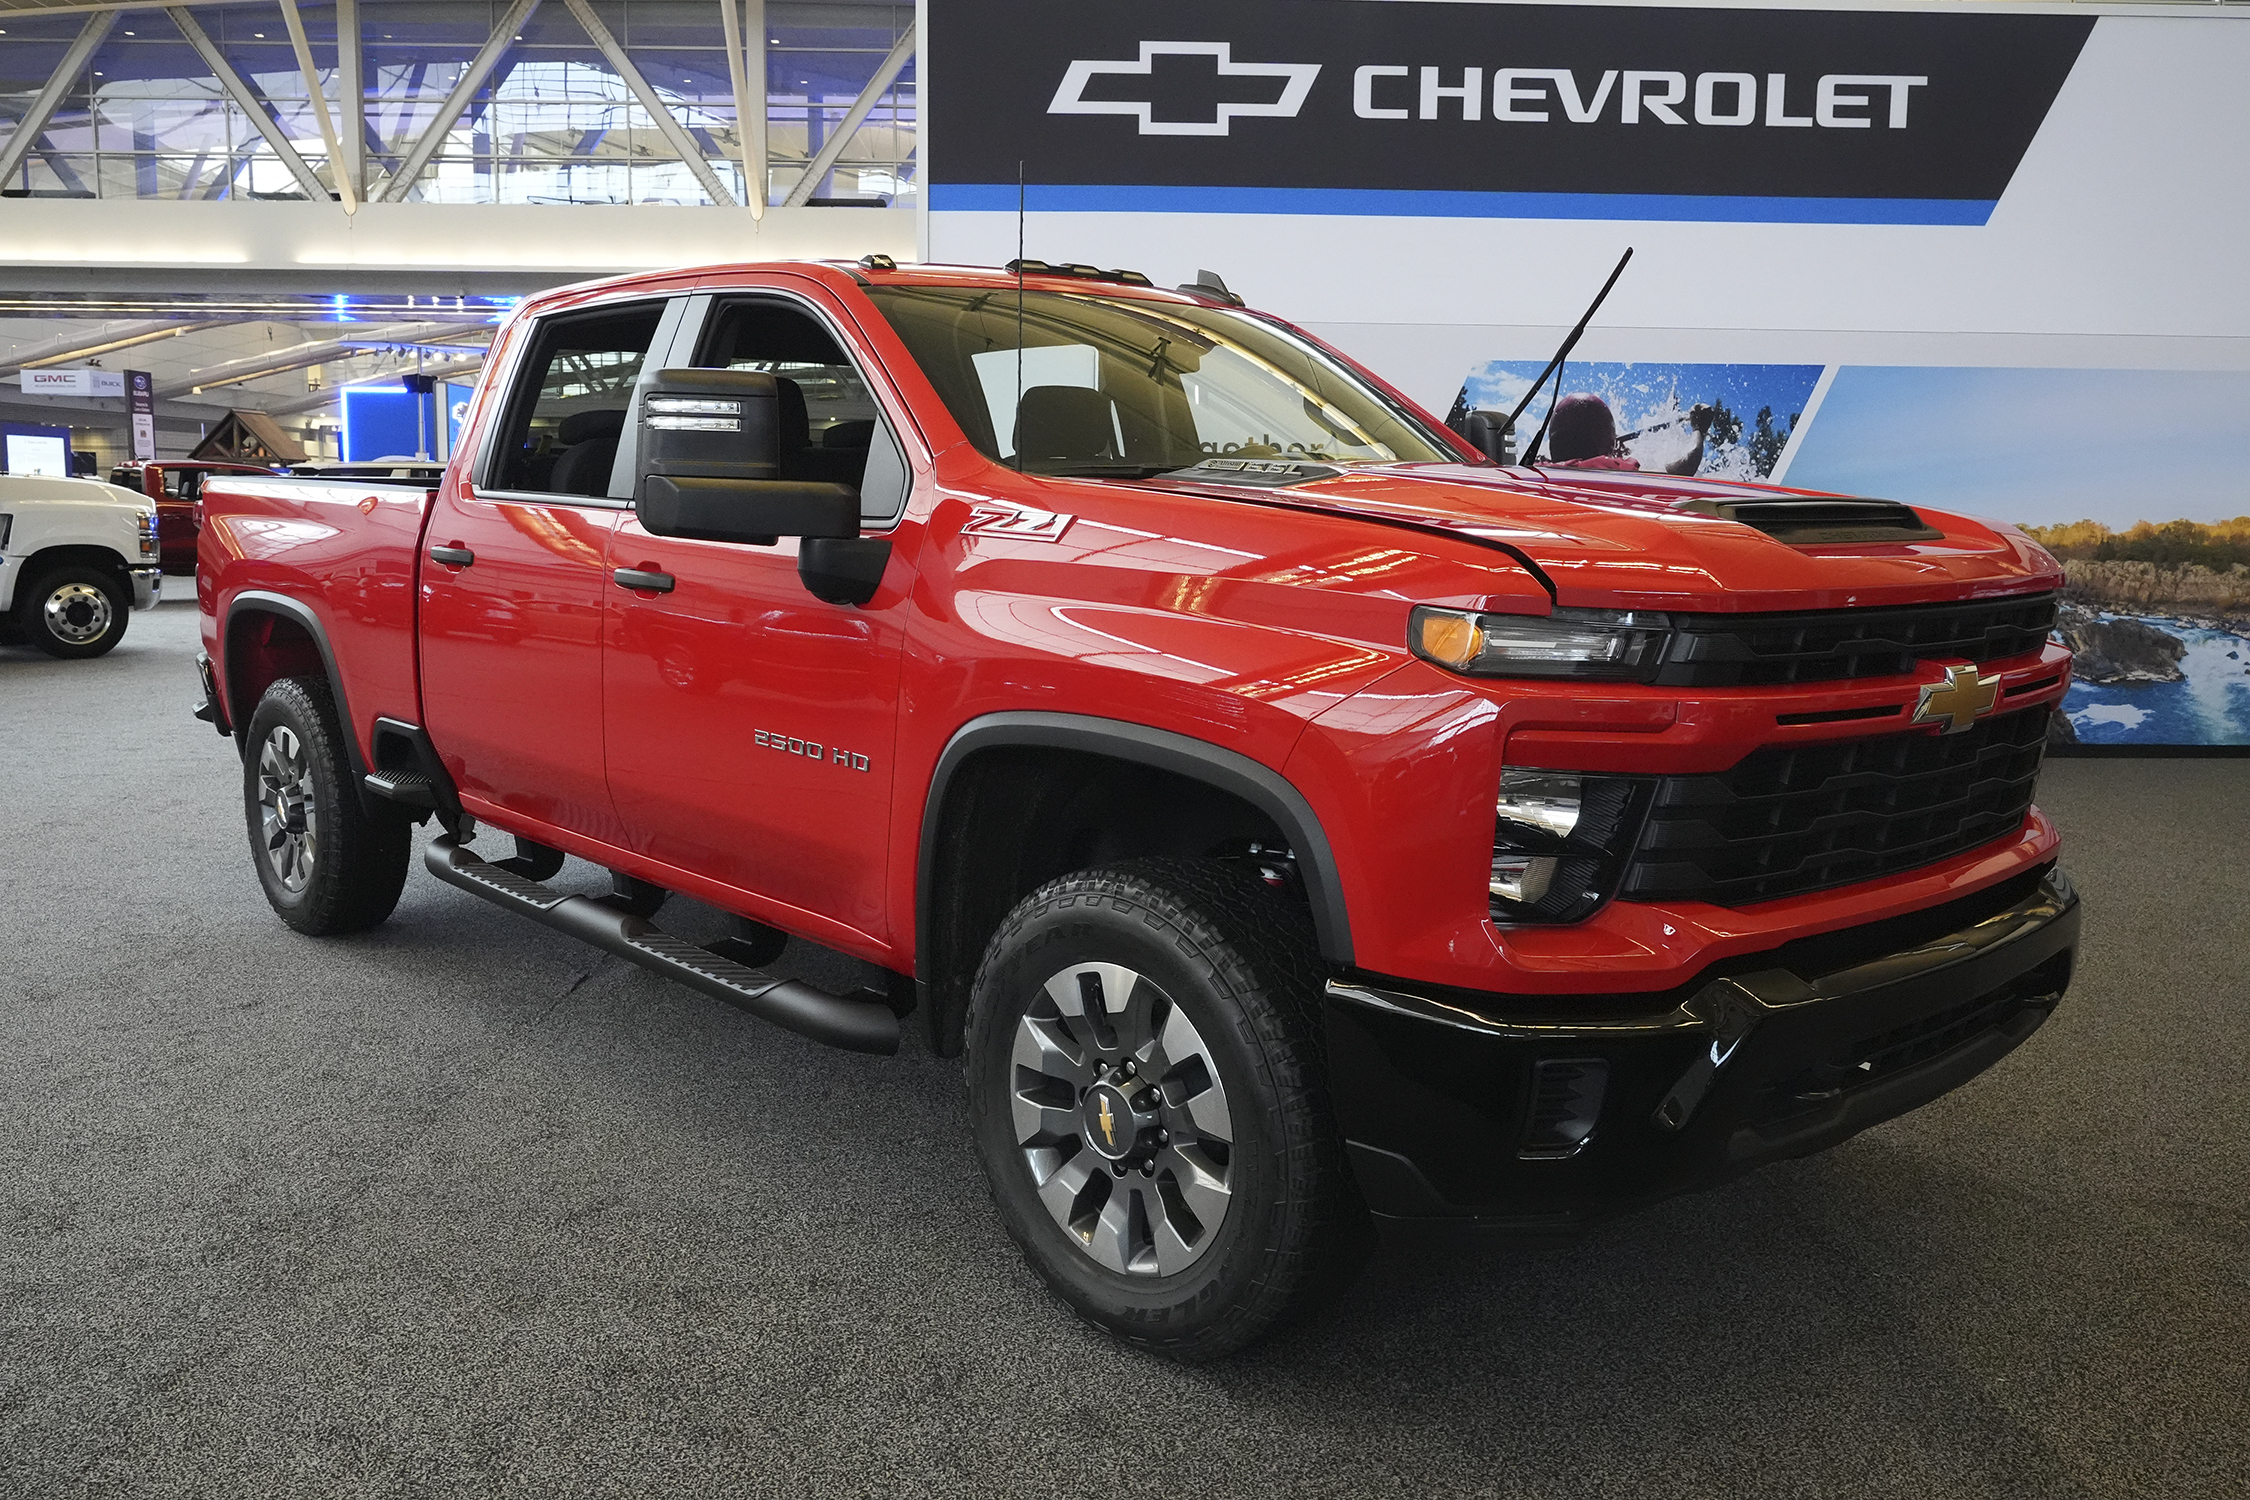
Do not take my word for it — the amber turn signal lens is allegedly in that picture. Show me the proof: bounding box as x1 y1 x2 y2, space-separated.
1415 611 1484 669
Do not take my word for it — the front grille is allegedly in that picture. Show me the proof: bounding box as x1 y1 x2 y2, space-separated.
1655 592 2057 688
1621 706 2050 907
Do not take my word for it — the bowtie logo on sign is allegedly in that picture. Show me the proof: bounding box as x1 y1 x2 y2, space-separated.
1049 41 1320 136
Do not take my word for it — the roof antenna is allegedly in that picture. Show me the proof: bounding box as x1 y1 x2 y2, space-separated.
1014 160 1026 473
1508 246 1633 466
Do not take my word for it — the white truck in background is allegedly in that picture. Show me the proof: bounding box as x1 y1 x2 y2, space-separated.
0 475 164 658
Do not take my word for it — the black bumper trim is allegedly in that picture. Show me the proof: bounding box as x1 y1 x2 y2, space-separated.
1326 869 2080 1225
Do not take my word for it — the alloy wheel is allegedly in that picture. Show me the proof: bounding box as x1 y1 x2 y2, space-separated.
1009 961 1236 1276
257 726 318 893
42 582 113 645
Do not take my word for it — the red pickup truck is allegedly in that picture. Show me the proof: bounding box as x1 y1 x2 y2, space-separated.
195 257 2080 1359
108 460 276 572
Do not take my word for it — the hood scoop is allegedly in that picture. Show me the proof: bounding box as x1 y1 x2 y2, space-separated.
1671 496 1942 546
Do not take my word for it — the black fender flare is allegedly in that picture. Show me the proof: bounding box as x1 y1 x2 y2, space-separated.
915 711 1355 974
221 590 367 784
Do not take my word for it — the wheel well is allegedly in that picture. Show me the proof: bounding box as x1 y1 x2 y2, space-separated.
919 745 1305 1056
14 545 129 602
224 609 326 746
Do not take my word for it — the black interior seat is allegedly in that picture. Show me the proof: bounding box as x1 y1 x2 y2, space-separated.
1015 385 1118 464
548 407 628 496
790 417 876 488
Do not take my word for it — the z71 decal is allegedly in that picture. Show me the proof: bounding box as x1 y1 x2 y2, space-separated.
963 504 1075 542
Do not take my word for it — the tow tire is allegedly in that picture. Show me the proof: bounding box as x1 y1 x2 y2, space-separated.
19 565 128 658
965 858 1371 1361
242 676 411 935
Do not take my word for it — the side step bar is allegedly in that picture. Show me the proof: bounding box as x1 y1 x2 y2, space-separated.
423 835 899 1056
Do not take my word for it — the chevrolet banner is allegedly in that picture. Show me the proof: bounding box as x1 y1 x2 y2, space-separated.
927 0 2093 225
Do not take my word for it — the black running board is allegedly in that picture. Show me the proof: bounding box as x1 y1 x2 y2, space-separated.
423 835 899 1055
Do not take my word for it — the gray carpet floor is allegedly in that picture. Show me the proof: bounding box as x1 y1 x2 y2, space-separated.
2 596 2244 1499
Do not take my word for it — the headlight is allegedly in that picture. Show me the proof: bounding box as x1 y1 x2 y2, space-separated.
1410 605 1669 681
1489 767 1651 924
136 511 160 559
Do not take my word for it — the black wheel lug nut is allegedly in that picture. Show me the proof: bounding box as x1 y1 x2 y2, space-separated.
1111 1163 1126 1177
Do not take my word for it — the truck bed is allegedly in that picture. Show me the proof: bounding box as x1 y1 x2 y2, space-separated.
198 474 435 765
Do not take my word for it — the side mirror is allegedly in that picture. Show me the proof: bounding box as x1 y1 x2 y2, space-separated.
1455 410 1515 464
638 367 782 484
634 368 892 607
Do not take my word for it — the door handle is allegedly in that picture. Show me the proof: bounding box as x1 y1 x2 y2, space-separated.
612 567 675 594
429 545 474 567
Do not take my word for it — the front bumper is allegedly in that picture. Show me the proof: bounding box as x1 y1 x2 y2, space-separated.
129 567 162 610
1326 865 2079 1226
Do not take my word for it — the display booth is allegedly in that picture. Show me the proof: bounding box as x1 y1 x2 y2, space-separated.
921 0 2250 750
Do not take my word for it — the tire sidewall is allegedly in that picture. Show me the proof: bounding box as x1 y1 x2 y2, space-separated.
242 680 352 932
968 883 1290 1343
22 566 128 659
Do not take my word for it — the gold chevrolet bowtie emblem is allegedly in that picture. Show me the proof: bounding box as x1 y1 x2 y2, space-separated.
1913 662 2001 734
1097 1094 1116 1147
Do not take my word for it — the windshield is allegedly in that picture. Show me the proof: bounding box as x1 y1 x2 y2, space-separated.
864 285 1455 477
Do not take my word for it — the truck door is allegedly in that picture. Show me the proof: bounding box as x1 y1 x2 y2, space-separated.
420 297 681 846
602 291 914 946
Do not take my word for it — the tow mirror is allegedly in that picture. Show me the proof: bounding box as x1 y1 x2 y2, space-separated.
634 368 892 607
1455 410 1515 464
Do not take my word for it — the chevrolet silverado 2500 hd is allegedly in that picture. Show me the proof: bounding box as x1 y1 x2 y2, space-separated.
195 258 2081 1360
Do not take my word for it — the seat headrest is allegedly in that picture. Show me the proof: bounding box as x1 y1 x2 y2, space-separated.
1014 385 1117 463
772 376 809 454
820 419 876 450
558 407 628 445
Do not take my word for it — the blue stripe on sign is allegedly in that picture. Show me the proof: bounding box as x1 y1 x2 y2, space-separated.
928 183 1997 227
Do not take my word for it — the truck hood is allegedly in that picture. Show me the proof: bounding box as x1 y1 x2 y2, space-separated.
1149 462 2062 614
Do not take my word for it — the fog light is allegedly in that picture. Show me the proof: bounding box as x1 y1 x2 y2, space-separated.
1489 768 1652 925
1497 769 1582 842
1490 854 1559 905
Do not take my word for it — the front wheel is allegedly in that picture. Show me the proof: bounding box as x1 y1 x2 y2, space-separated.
242 676 411 935
19 565 128 658
965 859 1370 1361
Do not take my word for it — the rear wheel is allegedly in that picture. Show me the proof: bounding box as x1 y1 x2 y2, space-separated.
965 858 1370 1361
242 676 411 935
19 565 128 658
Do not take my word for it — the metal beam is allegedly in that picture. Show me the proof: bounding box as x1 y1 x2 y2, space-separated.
717 0 760 217
0 11 114 190
376 0 542 203
5 320 234 379
336 0 363 199
744 0 767 207
168 7 330 203
158 323 462 400
781 21 912 209
278 0 354 211
561 0 735 207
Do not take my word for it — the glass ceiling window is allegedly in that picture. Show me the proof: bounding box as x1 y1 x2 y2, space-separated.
0 0 915 206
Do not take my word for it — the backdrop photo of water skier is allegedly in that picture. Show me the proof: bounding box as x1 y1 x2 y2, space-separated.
1448 361 1825 479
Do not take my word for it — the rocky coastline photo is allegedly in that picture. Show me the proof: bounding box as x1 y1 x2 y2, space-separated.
2023 520 2250 748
